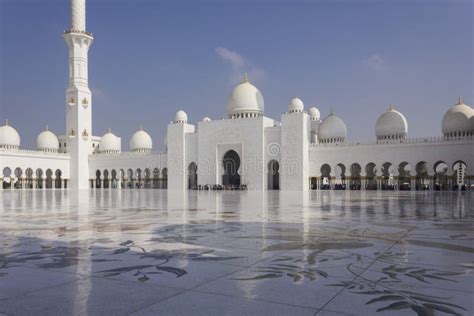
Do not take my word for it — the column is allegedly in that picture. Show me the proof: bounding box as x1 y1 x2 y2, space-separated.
10 177 14 190
411 177 416 191
100 177 104 190
0 177 3 190
21 177 26 190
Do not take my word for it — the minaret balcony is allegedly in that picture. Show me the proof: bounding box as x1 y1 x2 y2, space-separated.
64 29 93 37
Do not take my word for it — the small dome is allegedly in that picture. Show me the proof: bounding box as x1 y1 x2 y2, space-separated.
308 106 321 121
130 127 152 152
289 97 304 113
36 126 59 152
175 110 188 123
0 120 20 149
227 74 264 118
202 116 211 122
375 105 408 140
318 111 347 143
442 97 474 136
99 129 120 153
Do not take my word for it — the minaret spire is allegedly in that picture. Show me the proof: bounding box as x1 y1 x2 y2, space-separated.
64 0 93 190
71 0 86 31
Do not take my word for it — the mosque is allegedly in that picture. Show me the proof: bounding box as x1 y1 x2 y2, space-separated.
0 0 473 192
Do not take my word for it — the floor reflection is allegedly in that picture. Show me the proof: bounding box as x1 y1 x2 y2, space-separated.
0 190 472 315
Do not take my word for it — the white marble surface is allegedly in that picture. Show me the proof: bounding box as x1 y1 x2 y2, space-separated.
0 190 472 315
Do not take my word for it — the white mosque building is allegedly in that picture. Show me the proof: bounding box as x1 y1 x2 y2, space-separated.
0 0 473 192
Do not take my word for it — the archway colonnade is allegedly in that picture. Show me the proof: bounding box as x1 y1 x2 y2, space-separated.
92 167 168 189
310 160 470 191
1 167 67 190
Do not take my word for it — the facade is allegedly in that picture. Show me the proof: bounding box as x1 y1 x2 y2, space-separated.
1 0 473 191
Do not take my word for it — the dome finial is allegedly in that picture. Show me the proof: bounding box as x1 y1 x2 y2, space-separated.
242 72 249 83
330 107 334 115
139 124 143 131
457 96 463 105
108 127 112 133
45 125 49 131
4 119 9 126
389 104 394 110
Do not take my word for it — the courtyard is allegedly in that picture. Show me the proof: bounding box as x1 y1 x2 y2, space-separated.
0 190 472 315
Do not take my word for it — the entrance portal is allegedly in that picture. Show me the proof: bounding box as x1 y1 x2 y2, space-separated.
222 150 241 186
267 160 280 190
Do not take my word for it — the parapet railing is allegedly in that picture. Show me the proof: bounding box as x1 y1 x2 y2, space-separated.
93 151 166 157
0 148 69 157
311 135 474 148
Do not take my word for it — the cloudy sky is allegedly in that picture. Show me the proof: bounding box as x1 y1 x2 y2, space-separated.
1 0 472 150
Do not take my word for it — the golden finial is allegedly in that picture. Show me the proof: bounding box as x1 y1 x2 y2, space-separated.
389 104 394 110
242 72 249 83
457 96 463 105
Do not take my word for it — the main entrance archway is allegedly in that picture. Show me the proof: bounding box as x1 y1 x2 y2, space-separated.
268 160 280 190
222 150 241 186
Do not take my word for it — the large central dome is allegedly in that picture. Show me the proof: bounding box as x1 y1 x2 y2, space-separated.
226 74 264 118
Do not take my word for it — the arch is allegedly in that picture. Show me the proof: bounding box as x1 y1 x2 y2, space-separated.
381 162 394 190
334 163 346 190
25 168 34 189
55 169 62 189
127 168 134 188
95 169 101 189
188 162 198 189
144 168 151 189
14 167 22 189
110 169 117 188
152 168 160 188
415 161 429 191
35 169 44 189
433 161 449 191
2 167 12 189
350 163 361 190
267 160 280 190
119 169 125 189
398 162 412 191
365 163 377 190
161 168 168 189
45 169 53 189
136 168 142 188
320 164 331 190
222 150 241 187
103 169 109 189
452 160 467 190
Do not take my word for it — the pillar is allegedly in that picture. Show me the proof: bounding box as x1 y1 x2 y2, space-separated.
0 177 3 190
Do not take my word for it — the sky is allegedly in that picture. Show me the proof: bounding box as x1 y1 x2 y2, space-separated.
0 0 472 150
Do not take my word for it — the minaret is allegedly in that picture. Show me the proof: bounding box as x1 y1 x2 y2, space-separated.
63 0 93 190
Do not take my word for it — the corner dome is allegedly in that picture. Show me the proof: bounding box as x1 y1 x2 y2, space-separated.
227 74 264 118
318 111 347 143
175 110 188 123
0 120 20 150
36 126 59 152
130 127 152 152
442 97 474 137
99 129 120 154
289 97 304 113
308 106 321 121
375 105 408 140
202 116 211 122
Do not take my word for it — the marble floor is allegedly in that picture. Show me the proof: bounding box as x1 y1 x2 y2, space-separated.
0 190 472 316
